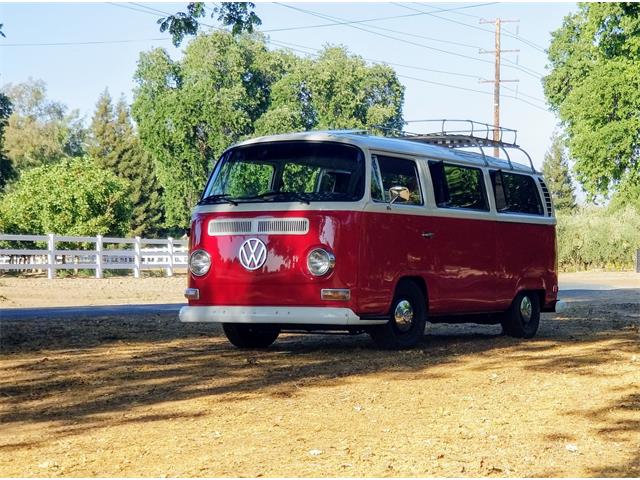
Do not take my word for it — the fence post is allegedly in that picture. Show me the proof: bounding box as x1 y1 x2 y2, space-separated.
134 236 141 278
635 248 640 273
167 237 175 277
47 233 55 280
95 234 103 279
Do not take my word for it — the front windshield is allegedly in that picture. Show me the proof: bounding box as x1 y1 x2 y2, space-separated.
201 141 365 204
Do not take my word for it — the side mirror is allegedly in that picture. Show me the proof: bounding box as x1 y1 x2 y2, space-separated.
389 186 411 205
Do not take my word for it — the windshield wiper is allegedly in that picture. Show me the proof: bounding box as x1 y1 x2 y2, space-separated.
198 193 238 206
237 191 310 205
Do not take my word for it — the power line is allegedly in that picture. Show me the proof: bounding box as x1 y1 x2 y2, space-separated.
270 38 481 80
394 3 544 78
267 38 548 112
107 2 165 18
275 3 499 68
276 2 542 80
413 2 547 53
502 84 547 105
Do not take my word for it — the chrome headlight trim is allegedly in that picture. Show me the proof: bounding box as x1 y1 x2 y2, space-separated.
307 248 336 276
189 249 211 277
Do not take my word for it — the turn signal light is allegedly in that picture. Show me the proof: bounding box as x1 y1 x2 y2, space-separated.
321 289 350 301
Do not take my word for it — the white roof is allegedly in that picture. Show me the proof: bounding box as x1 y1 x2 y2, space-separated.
233 130 538 174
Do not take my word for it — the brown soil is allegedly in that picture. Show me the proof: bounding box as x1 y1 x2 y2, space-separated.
1 288 639 477
0 276 186 308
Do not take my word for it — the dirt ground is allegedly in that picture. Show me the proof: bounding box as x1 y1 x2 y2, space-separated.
0 274 639 477
0 276 187 308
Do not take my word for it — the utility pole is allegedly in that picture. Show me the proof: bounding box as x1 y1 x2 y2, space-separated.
479 18 519 157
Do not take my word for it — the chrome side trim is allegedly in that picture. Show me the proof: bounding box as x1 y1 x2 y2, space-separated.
179 306 386 325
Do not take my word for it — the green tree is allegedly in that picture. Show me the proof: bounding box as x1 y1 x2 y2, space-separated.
89 90 164 236
0 91 13 190
132 32 291 228
254 47 405 135
158 2 261 46
608 172 640 213
133 33 405 228
2 79 86 170
0 157 131 237
543 3 640 200
542 131 577 211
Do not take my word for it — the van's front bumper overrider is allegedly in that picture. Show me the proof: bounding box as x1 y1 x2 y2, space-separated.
179 306 387 326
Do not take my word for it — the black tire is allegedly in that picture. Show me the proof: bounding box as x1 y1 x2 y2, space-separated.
501 291 540 338
222 324 280 348
369 281 427 349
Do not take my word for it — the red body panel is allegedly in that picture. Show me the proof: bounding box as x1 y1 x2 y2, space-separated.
188 209 558 316
188 210 363 311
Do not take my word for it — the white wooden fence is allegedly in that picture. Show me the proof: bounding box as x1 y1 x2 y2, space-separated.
0 233 188 279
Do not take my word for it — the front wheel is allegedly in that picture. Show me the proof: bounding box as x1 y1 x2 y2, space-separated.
222 324 280 348
369 281 427 349
501 291 540 338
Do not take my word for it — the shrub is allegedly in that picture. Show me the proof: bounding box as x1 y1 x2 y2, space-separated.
556 205 640 271
0 157 132 237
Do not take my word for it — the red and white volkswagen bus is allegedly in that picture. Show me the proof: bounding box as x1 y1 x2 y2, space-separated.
180 123 560 349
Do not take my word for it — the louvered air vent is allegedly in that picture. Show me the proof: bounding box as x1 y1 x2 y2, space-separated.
208 219 252 235
538 178 553 217
208 218 309 236
257 218 309 234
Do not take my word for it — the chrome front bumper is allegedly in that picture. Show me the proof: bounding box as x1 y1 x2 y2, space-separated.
179 306 387 326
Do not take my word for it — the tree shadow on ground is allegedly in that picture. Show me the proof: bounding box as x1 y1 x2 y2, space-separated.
0 297 638 476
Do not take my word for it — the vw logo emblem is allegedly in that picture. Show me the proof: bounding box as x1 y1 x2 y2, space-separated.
238 238 267 271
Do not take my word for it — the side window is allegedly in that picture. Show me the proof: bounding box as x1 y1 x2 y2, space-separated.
373 155 423 205
429 162 488 211
491 171 544 215
370 158 383 201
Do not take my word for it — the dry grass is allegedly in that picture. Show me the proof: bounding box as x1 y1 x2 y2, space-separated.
1 298 639 477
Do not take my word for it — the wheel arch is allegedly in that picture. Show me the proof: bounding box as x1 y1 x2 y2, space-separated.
394 275 429 312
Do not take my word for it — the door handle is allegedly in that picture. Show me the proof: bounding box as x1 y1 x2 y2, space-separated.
421 232 434 239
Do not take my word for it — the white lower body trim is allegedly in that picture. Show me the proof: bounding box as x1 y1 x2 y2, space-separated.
179 306 387 326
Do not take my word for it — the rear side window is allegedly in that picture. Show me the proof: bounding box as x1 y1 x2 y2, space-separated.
491 171 544 215
429 162 488 211
371 155 423 205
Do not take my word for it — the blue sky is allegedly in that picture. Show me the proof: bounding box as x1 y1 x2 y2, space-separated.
0 2 576 171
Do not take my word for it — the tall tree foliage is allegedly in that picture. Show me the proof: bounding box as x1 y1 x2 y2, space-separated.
544 3 640 201
133 32 405 228
89 90 164 236
0 91 13 190
254 47 405 135
158 2 261 46
542 131 577 211
2 79 86 170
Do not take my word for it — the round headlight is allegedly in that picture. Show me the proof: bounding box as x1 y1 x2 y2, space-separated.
307 248 335 276
189 249 211 276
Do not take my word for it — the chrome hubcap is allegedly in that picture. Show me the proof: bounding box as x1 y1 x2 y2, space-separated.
394 300 414 332
520 296 533 323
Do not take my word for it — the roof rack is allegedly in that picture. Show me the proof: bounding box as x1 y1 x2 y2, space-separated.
392 119 536 173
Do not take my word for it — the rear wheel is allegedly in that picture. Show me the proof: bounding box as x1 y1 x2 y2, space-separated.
501 291 540 338
222 324 280 348
369 281 427 349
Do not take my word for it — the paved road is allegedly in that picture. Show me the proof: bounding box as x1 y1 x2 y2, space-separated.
0 303 183 320
1 287 638 321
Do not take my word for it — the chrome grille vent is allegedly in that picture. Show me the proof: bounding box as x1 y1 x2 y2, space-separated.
208 218 309 236
538 178 553 217
257 219 309 234
208 220 252 235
